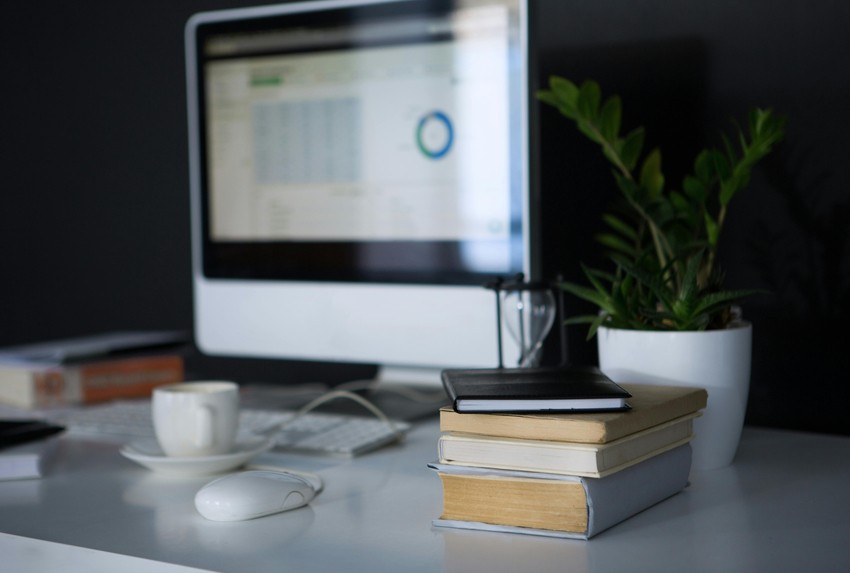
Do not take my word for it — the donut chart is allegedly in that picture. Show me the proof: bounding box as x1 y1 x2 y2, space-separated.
416 111 454 159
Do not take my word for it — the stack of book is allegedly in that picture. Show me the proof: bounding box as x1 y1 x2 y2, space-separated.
0 420 65 480
431 368 707 539
0 331 187 409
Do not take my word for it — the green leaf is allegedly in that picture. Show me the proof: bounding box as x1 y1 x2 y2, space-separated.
669 191 690 214
601 213 638 241
613 172 638 199
709 149 732 180
563 314 603 326
586 313 609 340
676 253 703 305
750 107 770 135
652 196 676 225
577 80 602 119
538 89 578 121
721 132 738 166
596 232 636 256
639 148 665 199
558 281 616 314
584 265 618 283
682 175 706 203
610 253 675 309
692 289 765 317
693 149 713 183
581 264 614 297
620 127 645 171
536 89 560 108
599 96 622 141
538 76 582 120
549 76 579 107
577 118 602 144
720 173 746 207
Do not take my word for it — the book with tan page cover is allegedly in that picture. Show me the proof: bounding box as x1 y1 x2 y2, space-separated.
430 443 692 539
439 384 707 444
438 413 696 478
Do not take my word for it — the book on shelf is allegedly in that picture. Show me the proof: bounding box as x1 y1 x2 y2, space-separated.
441 366 631 413
439 412 696 478
0 331 187 408
439 383 708 444
430 443 692 539
0 436 62 480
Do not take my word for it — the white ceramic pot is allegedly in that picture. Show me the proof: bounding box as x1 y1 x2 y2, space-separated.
597 323 752 471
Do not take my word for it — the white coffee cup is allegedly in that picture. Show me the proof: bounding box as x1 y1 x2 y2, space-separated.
152 381 239 457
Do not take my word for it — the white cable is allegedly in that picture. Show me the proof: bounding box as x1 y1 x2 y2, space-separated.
256 389 407 443
242 464 325 494
334 379 447 405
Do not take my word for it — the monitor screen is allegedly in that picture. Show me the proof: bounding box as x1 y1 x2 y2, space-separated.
186 0 533 382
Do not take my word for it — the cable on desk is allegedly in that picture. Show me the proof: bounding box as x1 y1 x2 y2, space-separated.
256 389 407 444
335 379 448 405
242 464 325 494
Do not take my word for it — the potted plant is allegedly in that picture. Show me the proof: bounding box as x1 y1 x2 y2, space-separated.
538 76 786 469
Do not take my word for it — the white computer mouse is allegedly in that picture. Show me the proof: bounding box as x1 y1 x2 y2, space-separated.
195 470 317 521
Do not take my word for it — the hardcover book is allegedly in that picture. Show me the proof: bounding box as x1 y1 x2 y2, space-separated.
439 384 708 444
441 366 631 413
0 358 185 409
0 436 62 480
0 332 187 409
430 444 692 539
438 413 696 478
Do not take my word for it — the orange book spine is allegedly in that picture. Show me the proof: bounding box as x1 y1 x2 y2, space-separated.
32 355 184 406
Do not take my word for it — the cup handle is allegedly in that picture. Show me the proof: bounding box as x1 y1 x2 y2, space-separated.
195 405 215 450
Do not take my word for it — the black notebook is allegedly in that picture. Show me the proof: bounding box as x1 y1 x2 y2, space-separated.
0 420 65 450
441 366 631 413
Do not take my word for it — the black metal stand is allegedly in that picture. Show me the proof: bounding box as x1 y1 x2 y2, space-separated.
484 274 568 369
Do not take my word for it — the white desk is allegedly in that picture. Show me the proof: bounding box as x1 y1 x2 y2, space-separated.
1 420 849 572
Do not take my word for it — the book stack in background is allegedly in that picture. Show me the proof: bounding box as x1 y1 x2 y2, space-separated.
430 381 708 539
0 331 187 409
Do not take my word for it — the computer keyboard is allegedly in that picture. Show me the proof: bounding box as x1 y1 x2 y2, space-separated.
55 400 411 457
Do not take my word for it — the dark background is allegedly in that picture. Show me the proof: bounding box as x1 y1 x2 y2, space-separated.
2 1 848 434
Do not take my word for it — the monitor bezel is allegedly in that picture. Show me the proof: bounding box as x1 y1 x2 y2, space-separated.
186 0 534 373
190 0 527 286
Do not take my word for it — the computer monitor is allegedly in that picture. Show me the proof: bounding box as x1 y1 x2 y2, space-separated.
186 0 535 386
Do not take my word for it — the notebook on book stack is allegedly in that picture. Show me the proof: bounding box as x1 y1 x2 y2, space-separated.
430 375 708 539
441 365 632 413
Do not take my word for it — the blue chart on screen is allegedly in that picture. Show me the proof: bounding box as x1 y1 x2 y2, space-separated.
416 111 454 159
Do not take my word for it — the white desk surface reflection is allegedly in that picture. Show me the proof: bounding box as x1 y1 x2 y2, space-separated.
1 419 849 573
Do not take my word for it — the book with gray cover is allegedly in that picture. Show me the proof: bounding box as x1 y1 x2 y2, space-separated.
430 444 691 539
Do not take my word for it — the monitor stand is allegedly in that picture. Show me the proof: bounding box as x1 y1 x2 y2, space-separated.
356 365 450 421
240 366 450 423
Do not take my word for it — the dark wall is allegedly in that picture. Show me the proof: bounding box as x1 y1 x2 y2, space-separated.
530 0 850 436
2 1 848 433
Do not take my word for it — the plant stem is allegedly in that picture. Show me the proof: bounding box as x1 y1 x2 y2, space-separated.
703 204 727 286
584 120 675 284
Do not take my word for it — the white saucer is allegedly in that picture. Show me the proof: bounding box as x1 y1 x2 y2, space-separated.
120 436 275 476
